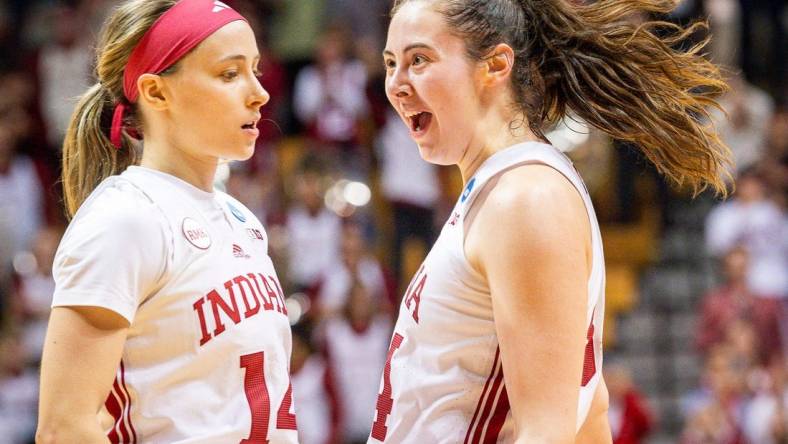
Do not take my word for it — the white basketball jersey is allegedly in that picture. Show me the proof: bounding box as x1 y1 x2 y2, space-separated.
368 143 605 443
52 166 297 443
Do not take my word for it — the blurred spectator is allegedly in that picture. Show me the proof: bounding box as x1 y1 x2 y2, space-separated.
226 159 282 226
0 119 45 258
705 0 740 68
695 246 784 362
0 332 39 444
761 108 788 208
376 109 440 288
321 282 391 444
290 323 340 444
285 155 341 292
681 346 748 444
742 358 788 444
15 225 61 363
293 26 369 155
35 3 91 148
269 0 326 66
317 220 388 318
324 0 390 49
605 363 654 444
710 74 774 175
705 168 788 298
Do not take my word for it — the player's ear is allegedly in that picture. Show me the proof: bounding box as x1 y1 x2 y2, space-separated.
480 43 514 87
137 73 169 111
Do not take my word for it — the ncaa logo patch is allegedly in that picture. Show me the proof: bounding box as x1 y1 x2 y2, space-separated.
460 177 476 203
227 202 246 223
181 218 211 250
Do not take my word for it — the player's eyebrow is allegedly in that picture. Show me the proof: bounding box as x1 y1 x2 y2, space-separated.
217 54 260 62
382 43 434 58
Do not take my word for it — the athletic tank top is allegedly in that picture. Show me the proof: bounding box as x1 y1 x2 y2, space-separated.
368 142 605 443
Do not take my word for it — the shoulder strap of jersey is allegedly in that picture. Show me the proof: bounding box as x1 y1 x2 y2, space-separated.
460 141 590 219
116 169 210 270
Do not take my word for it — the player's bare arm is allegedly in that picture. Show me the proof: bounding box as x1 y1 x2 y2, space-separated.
37 306 129 443
466 164 606 443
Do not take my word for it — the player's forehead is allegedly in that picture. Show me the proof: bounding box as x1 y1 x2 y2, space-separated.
180 20 260 67
384 2 455 57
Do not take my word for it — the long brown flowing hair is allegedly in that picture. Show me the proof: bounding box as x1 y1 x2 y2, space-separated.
61 0 177 218
392 0 733 195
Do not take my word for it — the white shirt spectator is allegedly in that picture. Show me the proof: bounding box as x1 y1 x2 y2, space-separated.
39 41 91 146
318 256 386 315
710 80 774 175
323 316 391 442
706 199 788 298
0 368 39 444
0 155 43 255
291 355 332 444
286 206 341 288
293 60 368 143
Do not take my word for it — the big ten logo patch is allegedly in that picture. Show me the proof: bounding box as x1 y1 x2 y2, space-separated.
246 228 265 242
404 264 428 323
182 218 211 250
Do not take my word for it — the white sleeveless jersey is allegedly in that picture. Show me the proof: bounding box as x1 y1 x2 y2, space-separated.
52 166 297 443
368 143 605 443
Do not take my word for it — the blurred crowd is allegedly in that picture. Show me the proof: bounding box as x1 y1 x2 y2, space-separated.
0 0 785 443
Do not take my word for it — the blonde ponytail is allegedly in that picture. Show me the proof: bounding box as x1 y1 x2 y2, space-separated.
60 0 177 218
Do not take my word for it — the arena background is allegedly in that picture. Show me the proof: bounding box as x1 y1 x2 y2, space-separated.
0 0 785 443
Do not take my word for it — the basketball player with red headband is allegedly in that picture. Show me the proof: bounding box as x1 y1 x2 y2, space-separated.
36 1 297 443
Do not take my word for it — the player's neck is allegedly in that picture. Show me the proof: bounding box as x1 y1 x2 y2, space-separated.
457 111 541 184
139 140 218 193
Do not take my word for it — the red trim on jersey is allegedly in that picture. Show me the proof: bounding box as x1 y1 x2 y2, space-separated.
581 309 597 387
105 387 123 444
464 348 500 444
482 383 510 444
112 380 131 443
472 361 506 443
119 361 138 442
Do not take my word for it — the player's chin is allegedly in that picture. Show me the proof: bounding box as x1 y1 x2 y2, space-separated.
226 142 256 161
417 143 453 166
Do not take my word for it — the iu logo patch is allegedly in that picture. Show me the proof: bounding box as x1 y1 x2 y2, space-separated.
182 218 211 250
212 0 230 12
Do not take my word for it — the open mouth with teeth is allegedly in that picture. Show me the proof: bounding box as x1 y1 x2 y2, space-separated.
407 112 433 134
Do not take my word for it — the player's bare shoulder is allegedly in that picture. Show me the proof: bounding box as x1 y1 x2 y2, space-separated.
465 163 592 274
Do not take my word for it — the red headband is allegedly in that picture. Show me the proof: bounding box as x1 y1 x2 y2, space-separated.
111 0 246 148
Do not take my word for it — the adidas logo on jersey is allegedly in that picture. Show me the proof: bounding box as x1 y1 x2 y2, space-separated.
212 1 230 12
233 244 250 259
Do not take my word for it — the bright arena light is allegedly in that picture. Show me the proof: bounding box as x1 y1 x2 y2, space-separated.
324 179 372 217
343 181 371 207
